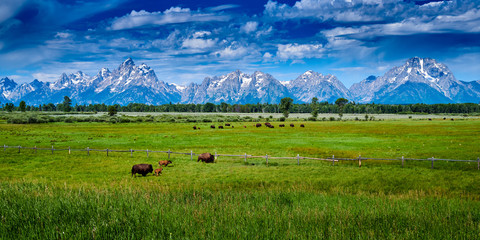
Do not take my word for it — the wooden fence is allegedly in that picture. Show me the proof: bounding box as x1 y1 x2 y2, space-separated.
2 144 479 170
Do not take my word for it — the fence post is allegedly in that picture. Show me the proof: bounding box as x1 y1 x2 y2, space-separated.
265 154 269 166
244 153 247 163
34 145 37 154
106 148 109 157
68 146 71 155
477 157 479 171
297 154 300 165
18 146 21 153
402 156 404 168
3 145 5 152
332 155 335 166
431 157 434 169
215 152 217 161
147 149 149 158
190 150 193 161
51 145 54 154
130 149 133 157
168 149 171 160
358 155 362 168
87 147 90 156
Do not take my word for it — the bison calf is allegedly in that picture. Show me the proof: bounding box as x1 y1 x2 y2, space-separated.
154 168 163 176
131 164 153 177
159 160 172 167
198 152 215 163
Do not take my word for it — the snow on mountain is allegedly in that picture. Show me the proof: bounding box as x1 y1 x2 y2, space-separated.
1 57 479 106
349 57 480 104
180 70 290 104
286 70 350 103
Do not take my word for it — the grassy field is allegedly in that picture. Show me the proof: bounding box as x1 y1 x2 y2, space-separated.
1 117 480 239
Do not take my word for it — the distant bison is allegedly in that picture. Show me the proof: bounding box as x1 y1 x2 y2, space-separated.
198 152 215 163
131 164 153 177
219 125 224 129
290 124 294 127
158 160 172 167
265 122 272 127
269 125 274 128
256 123 262 127
193 126 197 130
210 125 215 129
300 124 305 127
154 168 163 176
279 124 285 127
225 123 231 126
243 126 247 128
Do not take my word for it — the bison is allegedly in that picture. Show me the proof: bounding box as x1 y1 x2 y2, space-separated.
243 126 247 128
210 125 215 129
290 124 294 127
158 160 172 167
131 164 153 177
193 126 197 130
265 122 272 127
198 152 215 163
300 124 305 127
256 123 262 127
279 124 285 127
225 123 231 126
154 168 163 176
219 125 224 129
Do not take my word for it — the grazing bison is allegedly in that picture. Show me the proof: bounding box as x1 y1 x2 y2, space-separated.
198 152 215 163
256 123 262 127
210 125 215 129
428 118 432 121
193 126 197 130
279 124 285 127
154 168 163 176
290 124 294 127
158 160 172 167
219 125 224 129
269 125 274 128
131 164 153 177
225 123 231 126
300 124 305 127
451 118 454 121
265 122 272 127
243 126 247 128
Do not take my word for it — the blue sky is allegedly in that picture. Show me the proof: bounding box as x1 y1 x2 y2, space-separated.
0 0 479 87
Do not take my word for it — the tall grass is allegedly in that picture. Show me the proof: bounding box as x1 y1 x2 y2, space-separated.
0 119 479 238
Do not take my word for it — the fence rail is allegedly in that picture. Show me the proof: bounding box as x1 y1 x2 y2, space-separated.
2 144 479 170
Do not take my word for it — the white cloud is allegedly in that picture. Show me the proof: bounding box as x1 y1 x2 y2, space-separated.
109 7 231 30
55 32 73 39
240 21 258 33
213 45 249 59
182 38 217 50
276 43 324 60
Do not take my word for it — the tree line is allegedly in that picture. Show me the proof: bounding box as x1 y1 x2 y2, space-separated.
2 96 480 115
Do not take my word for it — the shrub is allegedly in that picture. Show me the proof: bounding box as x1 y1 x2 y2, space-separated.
329 117 336 121
307 117 317 121
279 117 286 122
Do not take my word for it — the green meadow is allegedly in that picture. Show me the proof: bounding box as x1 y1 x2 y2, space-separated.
1 116 480 239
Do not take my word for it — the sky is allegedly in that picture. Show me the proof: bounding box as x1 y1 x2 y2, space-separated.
0 0 479 87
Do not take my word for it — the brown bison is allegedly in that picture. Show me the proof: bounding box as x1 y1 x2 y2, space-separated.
198 152 215 163
269 125 274 128
243 126 247 128
256 123 262 127
210 125 215 129
158 160 172 167
131 164 153 177
193 126 197 130
290 124 294 127
300 124 305 127
225 123 231 126
265 122 272 127
154 168 163 176
279 124 285 127
219 125 224 129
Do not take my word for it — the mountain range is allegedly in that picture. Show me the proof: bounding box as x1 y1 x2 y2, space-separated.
1 57 479 106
